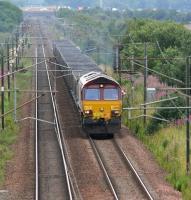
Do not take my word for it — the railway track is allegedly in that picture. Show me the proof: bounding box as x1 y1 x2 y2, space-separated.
55 59 155 199
55 58 114 199
113 139 154 200
48 21 155 198
35 20 155 199
33 20 73 200
89 136 154 200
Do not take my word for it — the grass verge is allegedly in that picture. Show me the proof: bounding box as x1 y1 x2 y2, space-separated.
121 77 191 200
0 56 32 185
143 126 191 200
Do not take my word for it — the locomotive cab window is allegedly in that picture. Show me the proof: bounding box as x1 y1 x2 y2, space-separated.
104 88 119 100
84 88 100 100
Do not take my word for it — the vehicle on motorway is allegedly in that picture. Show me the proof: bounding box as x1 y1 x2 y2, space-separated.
53 40 122 134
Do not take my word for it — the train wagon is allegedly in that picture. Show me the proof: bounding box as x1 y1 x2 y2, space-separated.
53 39 122 134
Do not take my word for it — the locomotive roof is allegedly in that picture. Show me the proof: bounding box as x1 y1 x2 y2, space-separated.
54 39 102 77
79 71 119 87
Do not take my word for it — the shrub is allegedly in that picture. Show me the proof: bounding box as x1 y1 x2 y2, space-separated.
147 94 186 134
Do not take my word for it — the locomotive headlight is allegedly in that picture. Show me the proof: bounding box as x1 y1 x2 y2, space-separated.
100 107 104 112
111 110 120 117
84 110 93 116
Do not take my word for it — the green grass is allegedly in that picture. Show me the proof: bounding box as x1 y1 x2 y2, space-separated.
0 117 19 184
143 125 191 199
0 57 32 185
121 77 191 199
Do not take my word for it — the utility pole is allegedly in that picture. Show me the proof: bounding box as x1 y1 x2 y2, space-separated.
115 41 121 85
131 54 135 105
118 45 121 85
13 62 17 122
11 36 14 79
1 55 5 129
144 42 148 126
15 32 19 71
116 43 119 72
7 42 10 101
186 56 191 174
97 46 100 65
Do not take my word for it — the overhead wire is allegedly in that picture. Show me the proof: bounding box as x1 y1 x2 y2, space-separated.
156 40 171 65
121 37 189 122
133 60 184 85
167 94 185 117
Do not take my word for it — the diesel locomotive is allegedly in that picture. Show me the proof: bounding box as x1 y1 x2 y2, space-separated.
53 39 122 134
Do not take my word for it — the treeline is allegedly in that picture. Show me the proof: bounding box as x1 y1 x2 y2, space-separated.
121 19 191 133
46 0 191 10
58 7 191 24
0 1 22 32
121 19 191 85
123 9 191 23
57 8 191 86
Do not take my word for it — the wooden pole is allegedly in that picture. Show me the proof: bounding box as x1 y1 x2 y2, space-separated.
7 42 10 101
1 56 5 129
186 57 190 174
144 42 148 126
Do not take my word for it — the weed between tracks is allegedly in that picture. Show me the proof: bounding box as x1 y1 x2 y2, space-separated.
0 57 32 185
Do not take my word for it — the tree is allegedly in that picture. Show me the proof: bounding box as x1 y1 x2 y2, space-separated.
0 1 22 32
121 19 191 85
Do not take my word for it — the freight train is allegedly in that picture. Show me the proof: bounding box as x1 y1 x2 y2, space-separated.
53 40 122 134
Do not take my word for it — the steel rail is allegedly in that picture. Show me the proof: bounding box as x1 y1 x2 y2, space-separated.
41 39 73 200
88 136 119 200
113 140 154 200
54 101 82 200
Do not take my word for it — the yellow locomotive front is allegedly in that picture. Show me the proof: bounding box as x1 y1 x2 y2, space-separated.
81 81 122 134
